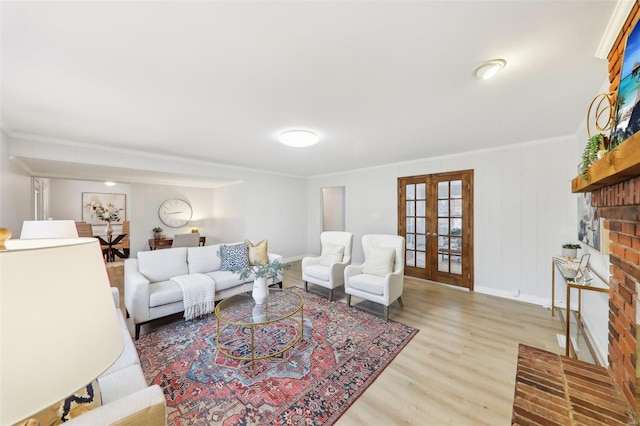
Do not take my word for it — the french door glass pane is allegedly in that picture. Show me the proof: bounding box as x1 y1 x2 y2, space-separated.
417 235 426 250
416 251 426 268
406 184 415 200
406 250 415 267
406 234 416 249
416 218 426 234
451 180 462 198
451 218 462 235
416 200 426 217
451 199 462 217
406 201 415 216
438 218 449 235
416 183 426 199
438 181 448 199
406 218 415 233
438 200 448 217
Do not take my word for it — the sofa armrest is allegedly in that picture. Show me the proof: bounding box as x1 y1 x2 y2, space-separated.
111 287 120 309
124 258 152 323
329 261 350 285
64 385 166 426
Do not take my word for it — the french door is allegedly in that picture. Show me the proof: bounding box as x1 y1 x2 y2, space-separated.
398 170 474 289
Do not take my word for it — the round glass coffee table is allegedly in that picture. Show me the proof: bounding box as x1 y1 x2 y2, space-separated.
214 289 304 368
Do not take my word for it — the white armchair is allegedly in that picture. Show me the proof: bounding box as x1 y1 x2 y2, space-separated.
344 234 405 321
302 231 354 301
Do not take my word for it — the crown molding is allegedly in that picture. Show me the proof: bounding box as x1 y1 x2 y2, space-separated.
595 0 637 59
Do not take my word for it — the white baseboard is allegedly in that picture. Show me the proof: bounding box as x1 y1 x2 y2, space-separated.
474 285 551 307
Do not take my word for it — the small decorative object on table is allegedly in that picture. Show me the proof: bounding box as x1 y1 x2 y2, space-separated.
561 243 581 259
152 227 163 240
233 260 289 304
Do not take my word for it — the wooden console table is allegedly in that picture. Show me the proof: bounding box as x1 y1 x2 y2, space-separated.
149 236 206 250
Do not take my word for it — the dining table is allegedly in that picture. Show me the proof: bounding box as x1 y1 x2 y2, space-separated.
95 234 128 262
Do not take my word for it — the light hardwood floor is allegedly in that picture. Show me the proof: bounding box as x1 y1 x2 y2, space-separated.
282 263 564 426
121 262 564 425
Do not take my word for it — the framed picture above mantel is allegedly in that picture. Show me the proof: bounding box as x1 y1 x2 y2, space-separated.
82 192 126 225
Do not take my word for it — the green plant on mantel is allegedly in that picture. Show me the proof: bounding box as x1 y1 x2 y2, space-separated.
581 133 605 181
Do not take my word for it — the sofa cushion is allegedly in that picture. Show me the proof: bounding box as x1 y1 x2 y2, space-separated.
220 242 249 271
148 280 183 308
318 243 344 267
347 273 385 296
137 248 188 282
24 379 102 425
187 244 222 274
247 239 268 265
304 264 330 281
206 270 246 291
363 245 395 277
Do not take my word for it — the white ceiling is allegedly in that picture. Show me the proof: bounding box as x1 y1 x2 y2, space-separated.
1 1 617 181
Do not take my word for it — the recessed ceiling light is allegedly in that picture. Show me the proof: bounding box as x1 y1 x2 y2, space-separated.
278 130 319 147
472 59 506 80
104 181 116 187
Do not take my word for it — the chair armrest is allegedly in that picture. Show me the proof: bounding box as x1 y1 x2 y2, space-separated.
301 256 321 269
344 264 365 282
124 259 151 323
65 385 166 426
110 288 120 309
329 261 350 284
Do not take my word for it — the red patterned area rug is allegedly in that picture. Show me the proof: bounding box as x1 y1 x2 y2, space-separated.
135 286 418 425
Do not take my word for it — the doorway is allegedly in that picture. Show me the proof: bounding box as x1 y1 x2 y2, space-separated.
322 186 345 232
398 170 474 289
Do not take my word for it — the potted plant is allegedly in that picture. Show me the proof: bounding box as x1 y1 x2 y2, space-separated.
233 260 290 304
581 133 606 181
561 243 581 259
152 227 163 240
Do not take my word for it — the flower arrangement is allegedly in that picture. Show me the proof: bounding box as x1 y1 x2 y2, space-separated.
562 243 581 249
233 259 290 282
85 200 122 223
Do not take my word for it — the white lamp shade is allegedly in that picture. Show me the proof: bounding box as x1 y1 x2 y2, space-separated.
0 238 124 425
20 220 79 239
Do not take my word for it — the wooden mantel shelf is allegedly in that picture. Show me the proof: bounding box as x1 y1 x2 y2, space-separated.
572 131 640 193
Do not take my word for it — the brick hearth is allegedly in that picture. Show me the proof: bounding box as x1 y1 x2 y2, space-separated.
512 345 636 425
592 176 640 409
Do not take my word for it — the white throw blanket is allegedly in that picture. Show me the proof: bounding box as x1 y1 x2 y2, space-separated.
170 273 216 320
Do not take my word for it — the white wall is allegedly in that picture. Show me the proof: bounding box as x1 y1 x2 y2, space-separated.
307 135 578 304
129 183 215 256
0 130 32 236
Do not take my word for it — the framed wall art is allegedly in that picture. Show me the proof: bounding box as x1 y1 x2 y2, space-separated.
82 192 126 225
577 192 600 251
610 18 640 148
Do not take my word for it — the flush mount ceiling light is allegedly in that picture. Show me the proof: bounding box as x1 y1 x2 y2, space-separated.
472 59 507 80
104 181 116 187
278 130 319 147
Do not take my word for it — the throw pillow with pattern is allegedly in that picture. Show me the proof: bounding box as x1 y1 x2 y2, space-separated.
220 242 249 271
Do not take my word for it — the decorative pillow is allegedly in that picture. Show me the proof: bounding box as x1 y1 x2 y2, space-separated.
246 239 268 265
220 242 249 271
318 243 345 267
363 245 396 277
21 379 102 426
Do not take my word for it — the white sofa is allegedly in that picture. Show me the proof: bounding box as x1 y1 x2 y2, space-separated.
124 244 282 339
67 288 166 425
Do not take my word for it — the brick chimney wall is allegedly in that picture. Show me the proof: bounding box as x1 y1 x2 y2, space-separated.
591 175 640 408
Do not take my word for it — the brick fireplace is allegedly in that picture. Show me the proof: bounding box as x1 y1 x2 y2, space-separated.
591 175 640 409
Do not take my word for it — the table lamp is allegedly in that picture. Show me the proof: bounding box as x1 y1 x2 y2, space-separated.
20 220 79 239
0 234 124 425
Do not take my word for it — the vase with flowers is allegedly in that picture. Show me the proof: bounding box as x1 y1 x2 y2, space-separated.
233 260 289 304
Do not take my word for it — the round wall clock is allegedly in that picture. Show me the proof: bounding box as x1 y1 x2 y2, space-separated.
158 199 193 228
